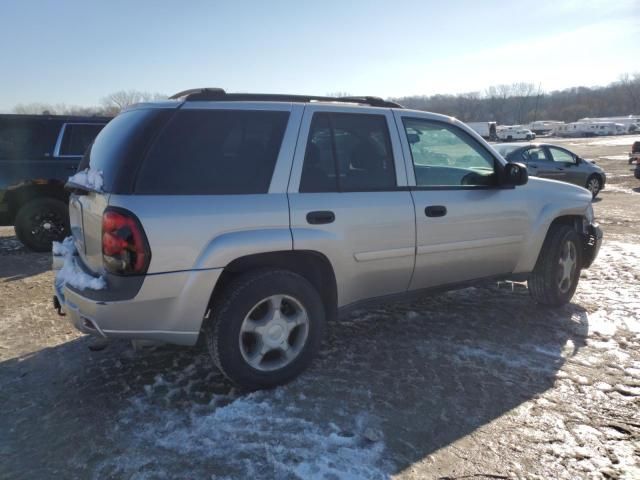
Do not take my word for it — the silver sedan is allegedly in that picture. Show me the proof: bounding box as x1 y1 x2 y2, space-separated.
494 142 606 198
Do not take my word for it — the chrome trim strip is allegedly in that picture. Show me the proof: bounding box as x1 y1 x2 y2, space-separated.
354 246 415 262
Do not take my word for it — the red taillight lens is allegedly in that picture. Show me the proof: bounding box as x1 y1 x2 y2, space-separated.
101 208 150 275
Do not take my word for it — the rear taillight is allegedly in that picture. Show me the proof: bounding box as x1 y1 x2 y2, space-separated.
102 207 150 275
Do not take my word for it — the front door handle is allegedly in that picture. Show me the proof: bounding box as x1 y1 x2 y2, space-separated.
306 211 335 225
425 205 447 217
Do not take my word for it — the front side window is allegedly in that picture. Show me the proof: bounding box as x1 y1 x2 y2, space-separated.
402 118 496 187
299 112 396 192
136 109 290 195
58 123 105 156
547 147 575 164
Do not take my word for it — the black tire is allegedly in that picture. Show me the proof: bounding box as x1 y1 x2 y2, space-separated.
528 225 582 306
14 198 70 252
585 174 602 198
204 269 326 390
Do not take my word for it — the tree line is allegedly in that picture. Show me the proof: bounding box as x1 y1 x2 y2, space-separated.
391 73 640 125
12 90 166 117
11 73 640 124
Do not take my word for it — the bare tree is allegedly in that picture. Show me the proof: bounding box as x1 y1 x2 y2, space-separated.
617 73 640 113
101 90 166 115
393 74 640 123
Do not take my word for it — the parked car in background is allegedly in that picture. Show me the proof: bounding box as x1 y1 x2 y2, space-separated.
53 89 601 390
493 142 606 198
0 114 110 250
629 141 640 164
496 126 535 141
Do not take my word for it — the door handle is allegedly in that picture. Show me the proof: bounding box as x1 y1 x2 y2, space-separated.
425 205 447 217
306 211 335 225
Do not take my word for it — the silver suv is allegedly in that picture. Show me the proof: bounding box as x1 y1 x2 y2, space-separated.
53 89 602 390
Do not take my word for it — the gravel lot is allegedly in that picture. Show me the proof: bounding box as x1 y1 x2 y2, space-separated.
1 136 639 479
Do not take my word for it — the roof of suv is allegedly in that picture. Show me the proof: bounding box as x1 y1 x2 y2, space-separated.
168 88 404 109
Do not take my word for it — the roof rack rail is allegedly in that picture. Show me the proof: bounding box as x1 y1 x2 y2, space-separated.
169 88 403 108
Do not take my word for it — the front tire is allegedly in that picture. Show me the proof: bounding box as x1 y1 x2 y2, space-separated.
204 269 326 390
586 175 602 198
14 198 70 252
528 225 582 306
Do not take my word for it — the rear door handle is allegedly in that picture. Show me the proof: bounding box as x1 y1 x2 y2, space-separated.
306 211 335 225
425 205 447 217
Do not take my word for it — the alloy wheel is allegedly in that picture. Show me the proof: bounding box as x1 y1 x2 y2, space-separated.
239 294 309 372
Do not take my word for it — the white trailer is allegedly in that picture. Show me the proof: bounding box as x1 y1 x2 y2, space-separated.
554 121 625 137
527 120 564 135
466 121 497 140
578 116 640 133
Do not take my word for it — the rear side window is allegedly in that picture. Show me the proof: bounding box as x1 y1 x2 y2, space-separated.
299 112 396 192
0 117 61 159
135 110 290 195
58 123 105 156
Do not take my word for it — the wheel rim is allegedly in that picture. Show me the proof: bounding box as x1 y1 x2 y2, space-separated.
587 178 600 195
557 240 577 294
28 209 66 246
239 294 309 372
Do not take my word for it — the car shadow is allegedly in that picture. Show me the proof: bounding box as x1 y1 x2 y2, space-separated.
633 186 640 193
0 283 588 478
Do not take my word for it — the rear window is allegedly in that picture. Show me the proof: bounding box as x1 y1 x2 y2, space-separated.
83 108 173 193
135 109 290 195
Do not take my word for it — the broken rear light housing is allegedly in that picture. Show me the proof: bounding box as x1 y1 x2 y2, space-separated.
102 207 151 275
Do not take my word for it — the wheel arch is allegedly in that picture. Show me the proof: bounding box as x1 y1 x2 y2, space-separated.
206 250 338 325
5 181 69 222
514 210 588 274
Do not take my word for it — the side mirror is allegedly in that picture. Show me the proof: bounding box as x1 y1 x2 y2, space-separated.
575 156 582 164
503 162 528 186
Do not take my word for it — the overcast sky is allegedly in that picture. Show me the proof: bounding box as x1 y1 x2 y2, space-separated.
1 0 638 111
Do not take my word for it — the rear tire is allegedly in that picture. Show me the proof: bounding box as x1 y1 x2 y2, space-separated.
528 225 582 306
14 198 69 252
204 269 326 390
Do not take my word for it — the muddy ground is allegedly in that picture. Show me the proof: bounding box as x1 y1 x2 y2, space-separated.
1 136 639 479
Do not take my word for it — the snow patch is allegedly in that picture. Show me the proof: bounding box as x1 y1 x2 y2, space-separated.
603 184 640 195
67 168 104 191
51 235 75 256
96 387 390 479
599 155 631 161
53 236 105 291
